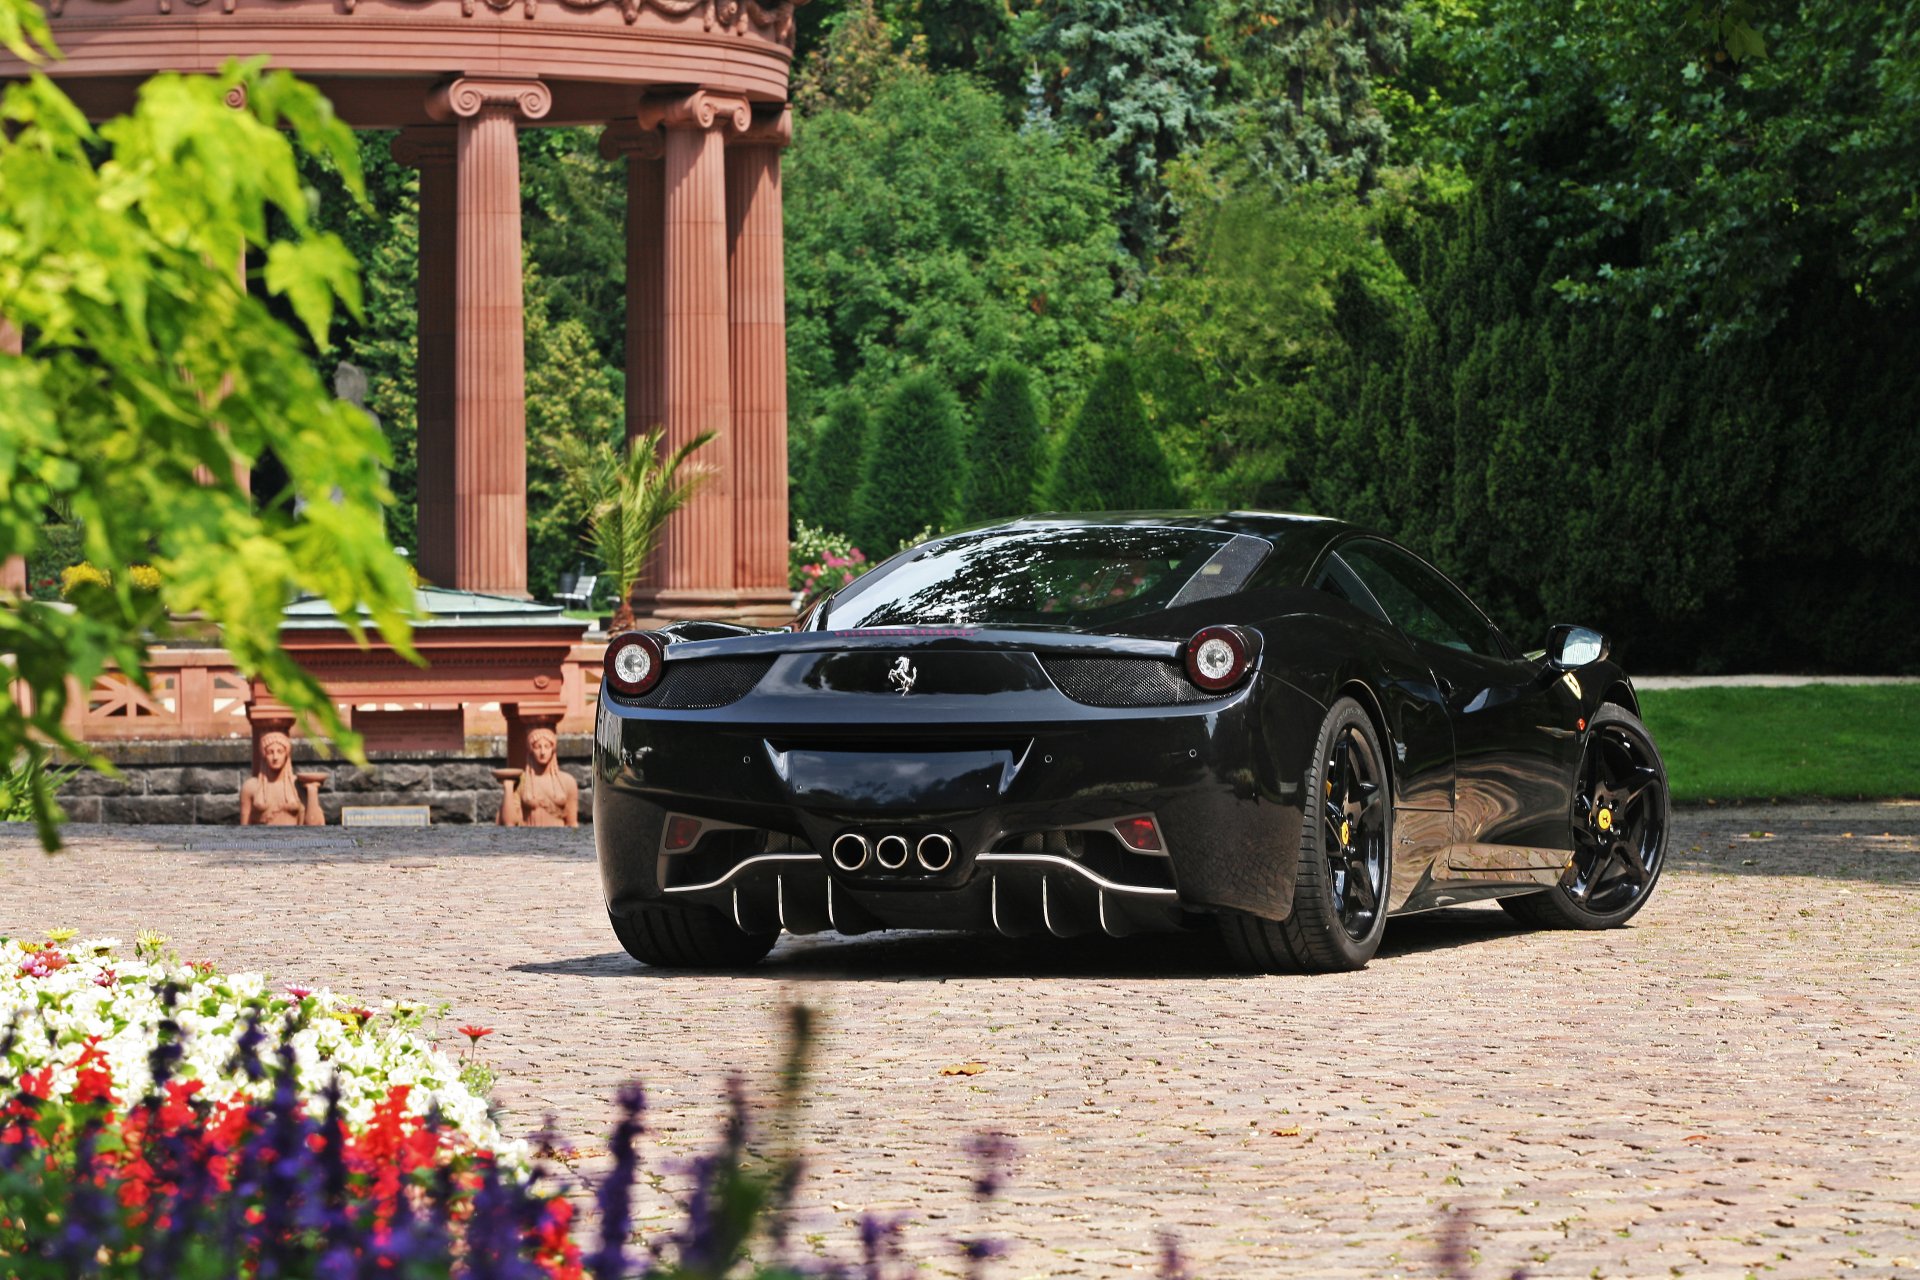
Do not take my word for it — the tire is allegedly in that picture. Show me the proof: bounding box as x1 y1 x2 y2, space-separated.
1499 701 1669 930
608 903 778 969
1221 697 1393 974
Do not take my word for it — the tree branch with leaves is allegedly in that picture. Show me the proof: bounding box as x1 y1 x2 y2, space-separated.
1 3 416 847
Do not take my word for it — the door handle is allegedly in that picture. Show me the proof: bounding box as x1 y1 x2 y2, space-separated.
1435 675 1455 700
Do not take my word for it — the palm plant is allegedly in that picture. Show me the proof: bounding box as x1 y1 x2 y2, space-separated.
546 427 716 631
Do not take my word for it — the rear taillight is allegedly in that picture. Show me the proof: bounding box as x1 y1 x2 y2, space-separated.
1184 625 1251 692
605 632 665 696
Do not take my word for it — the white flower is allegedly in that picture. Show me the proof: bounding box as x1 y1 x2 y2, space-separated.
1 936 522 1168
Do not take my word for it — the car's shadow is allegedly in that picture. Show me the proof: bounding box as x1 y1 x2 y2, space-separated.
512 907 1525 981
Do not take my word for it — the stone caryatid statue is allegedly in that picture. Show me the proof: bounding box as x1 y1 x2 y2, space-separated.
496 726 579 827
239 730 325 826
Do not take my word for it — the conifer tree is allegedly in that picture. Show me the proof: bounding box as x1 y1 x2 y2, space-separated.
1044 356 1179 511
800 394 872 534
962 362 1044 522
850 373 964 552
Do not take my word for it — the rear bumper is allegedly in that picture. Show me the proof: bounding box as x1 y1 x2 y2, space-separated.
592 673 1326 929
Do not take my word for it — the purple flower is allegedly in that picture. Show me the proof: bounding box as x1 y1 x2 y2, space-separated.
1157 1231 1191 1280
585 1082 647 1280
965 1132 1014 1200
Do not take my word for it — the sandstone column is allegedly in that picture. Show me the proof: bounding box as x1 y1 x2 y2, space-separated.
427 77 553 598
726 107 794 621
631 91 749 620
1 318 24 596
599 122 666 445
390 127 459 587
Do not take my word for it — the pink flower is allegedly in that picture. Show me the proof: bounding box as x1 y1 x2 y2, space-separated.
284 985 313 1000
93 968 117 988
16 949 67 979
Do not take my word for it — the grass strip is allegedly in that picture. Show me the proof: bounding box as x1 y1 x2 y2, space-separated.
1637 684 1920 804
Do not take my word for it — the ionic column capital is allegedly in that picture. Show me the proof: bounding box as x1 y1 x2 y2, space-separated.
734 105 793 148
599 120 666 162
426 77 553 124
637 90 751 135
391 126 458 169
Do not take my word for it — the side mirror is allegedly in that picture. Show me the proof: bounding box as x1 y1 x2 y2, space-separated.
1546 623 1609 669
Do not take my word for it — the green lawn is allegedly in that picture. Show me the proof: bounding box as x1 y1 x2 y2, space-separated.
1637 684 1920 804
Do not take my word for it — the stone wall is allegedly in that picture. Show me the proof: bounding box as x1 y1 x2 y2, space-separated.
55 737 596 825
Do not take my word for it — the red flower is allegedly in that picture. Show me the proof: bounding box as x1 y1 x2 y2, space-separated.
71 1037 115 1106
93 967 117 988
457 1025 494 1046
159 1079 204 1130
284 985 313 1000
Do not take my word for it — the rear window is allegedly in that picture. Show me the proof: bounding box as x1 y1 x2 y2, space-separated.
820 526 1259 629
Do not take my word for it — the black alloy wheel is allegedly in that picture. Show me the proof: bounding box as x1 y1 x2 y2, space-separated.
1501 701 1669 930
1221 697 1392 973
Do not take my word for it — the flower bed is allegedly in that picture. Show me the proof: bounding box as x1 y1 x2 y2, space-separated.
0 932 509 1155
0 931 577 1277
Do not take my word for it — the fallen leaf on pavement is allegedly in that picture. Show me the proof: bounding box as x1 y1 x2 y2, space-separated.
940 1061 988 1077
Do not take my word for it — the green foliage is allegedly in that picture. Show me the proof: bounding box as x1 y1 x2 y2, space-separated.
961 361 1043 522
546 427 714 628
792 0 926 114
784 69 1126 441
1206 0 1409 195
23 518 84 600
1028 0 1223 256
296 130 420 558
524 268 624 600
519 128 628 361
798 393 871 532
0 753 73 823
1044 354 1177 512
911 0 1033 96
0 19 415 847
1133 165 1413 504
1433 0 1920 344
850 372 964 552
1282 174 1920 673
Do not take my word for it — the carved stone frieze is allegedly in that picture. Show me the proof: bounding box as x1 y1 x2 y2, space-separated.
46 0 804 44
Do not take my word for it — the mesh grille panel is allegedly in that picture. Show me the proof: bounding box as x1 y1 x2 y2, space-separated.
642 657 775 709
1041 657 1220 707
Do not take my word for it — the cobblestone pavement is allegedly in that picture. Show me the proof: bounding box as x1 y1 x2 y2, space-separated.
4 803 1918 1279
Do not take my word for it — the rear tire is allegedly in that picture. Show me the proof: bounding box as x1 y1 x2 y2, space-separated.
1221 697 1392 974
608 903 778 969
1499 701 1668 930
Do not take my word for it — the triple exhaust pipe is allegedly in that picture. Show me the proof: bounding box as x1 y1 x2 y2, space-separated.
830 831 957 874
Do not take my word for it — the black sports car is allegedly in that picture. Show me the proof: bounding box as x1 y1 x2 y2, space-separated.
593 512 1669 973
